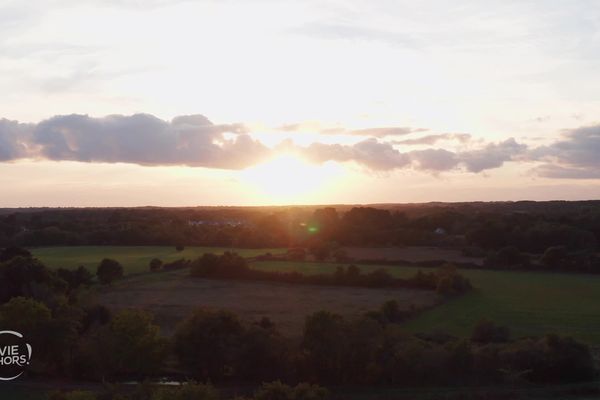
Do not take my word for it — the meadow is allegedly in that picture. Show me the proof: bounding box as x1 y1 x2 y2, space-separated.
252 261 600 344
95 270 437 336
29 246 283 275
26 247 600 344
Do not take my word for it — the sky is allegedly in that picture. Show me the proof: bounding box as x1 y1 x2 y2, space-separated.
1 0 600 206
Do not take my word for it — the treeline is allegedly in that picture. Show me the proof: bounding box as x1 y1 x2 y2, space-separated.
2 202 600 255
187 252 472 296
0 249 595 390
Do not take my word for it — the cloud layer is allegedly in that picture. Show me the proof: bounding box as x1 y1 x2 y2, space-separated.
1 114 267 169
1 113 600 179
530 125 600 178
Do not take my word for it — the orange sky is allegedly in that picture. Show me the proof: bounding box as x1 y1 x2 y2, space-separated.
2 1 600 206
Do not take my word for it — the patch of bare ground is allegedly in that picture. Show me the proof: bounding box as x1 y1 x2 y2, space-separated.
94 271 439 337
343 246 483 265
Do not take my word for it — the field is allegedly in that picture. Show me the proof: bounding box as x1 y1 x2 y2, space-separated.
95 270 438 336
251 261 600 344
30 246 283 275
342 246 484 265
27 246 600 344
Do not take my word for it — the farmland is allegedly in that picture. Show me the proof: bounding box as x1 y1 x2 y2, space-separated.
94 269 438 336
26 246 600 343
30 246 283 275
251 261 600 344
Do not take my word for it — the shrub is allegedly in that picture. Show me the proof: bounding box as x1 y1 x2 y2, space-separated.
149 258 163 272
49 391 97 400
471 319 510 344
0 246 32 262
96 258 123 284
254 381 329 400
151 382 218 400
435 264 472 296
56 266 93 290
163 258 189 271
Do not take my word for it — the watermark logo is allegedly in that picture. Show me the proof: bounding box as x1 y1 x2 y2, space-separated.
0 331 32 381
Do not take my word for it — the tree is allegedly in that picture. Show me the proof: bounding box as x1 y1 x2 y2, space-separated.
76 309 166 379
308 242 331 261
0 296 51 340
0 297 74 373
435 264 472 296
96 258 123 284
56 266 93 291
0 256 66 304
0 246 32 262
237 321 291 381
80 304 111 333
149 258 163 272
471 319 510 344
173 308 244 379
540 246 567 269
302 311 346 382
107 309 167 376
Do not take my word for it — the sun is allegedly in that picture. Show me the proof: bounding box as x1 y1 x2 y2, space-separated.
240 153 344 204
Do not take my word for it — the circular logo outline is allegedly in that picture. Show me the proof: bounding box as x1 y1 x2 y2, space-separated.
0 330 32 381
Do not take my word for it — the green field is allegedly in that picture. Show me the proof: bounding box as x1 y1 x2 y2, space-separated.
251 261 600 344
23 247 600 344
30 246 282 275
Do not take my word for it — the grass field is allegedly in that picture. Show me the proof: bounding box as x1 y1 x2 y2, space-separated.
251 261 600 344
30 246 283 275
25 247 600 344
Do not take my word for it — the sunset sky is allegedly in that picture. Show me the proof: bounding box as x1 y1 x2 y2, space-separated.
2 0 600 206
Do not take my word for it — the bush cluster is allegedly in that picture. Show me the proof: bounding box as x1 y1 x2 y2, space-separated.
190 252 472 295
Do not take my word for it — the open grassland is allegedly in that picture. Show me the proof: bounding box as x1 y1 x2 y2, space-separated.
95 270 438 337
251 261 600 344
30 246 283 275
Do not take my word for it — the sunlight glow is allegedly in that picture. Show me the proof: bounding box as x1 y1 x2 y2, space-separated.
240 154 344 204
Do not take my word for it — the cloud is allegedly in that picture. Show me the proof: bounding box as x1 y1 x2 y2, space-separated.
299 136 524 173
0 113 526 173
460 138 527 173
11 113 600 179
290 22 419 49
0 119 34 161
302 138 410 170
533 164 600 179
528 125 600 178
276 121 426 137
409 149 459 172
347 127 426 137
394 133 471 145
531 125 600 168
1 113 264 169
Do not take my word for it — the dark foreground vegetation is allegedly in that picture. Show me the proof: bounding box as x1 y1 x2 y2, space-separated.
0 246 597 400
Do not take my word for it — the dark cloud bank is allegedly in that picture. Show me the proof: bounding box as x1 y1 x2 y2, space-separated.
0 113 599 178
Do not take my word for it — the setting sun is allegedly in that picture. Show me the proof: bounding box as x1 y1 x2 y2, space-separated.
240 154 344 204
